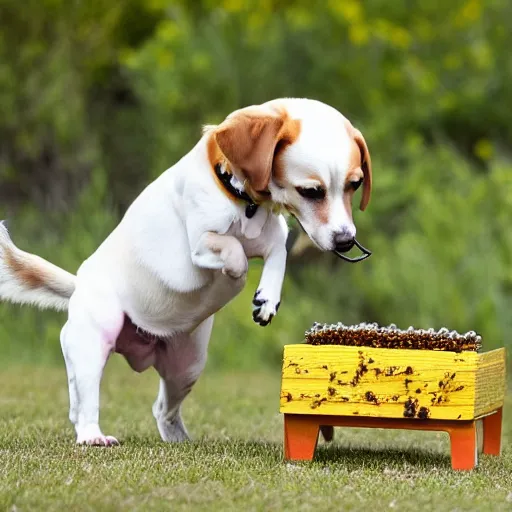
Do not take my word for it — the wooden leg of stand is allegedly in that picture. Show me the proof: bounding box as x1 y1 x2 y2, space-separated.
284 414 320 461
448 422 478 470
482 408 503 456
320 425 334 442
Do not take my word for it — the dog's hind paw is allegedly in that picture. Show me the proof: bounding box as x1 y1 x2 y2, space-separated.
157 419 190 443
252 290 280 327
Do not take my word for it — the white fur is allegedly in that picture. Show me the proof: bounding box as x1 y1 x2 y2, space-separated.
0 98 364 446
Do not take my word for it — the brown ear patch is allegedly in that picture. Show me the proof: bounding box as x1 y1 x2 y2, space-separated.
353 129 372 211
206 126 222 167
206 130 237 201
211 105 301 199
344 119 372 211
215 113 283 192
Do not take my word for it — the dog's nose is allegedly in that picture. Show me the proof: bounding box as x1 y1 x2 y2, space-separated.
333 232 355 253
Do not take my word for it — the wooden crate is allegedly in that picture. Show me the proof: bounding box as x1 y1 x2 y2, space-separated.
280 344 506 470
280 345 506 420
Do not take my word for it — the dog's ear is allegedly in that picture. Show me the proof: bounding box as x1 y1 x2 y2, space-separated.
214 108 288 192
353 129 372 211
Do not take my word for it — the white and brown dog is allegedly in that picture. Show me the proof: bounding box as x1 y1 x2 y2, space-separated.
0 98 372 446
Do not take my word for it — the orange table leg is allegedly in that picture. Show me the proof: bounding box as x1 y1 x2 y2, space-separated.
448 421 478 470
284 414 320 461
283 412 502 470
482 407 503 456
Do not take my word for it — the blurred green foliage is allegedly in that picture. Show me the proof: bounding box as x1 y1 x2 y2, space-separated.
1 0 511 368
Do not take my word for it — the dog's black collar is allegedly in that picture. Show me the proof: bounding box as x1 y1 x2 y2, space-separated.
214 163 259 219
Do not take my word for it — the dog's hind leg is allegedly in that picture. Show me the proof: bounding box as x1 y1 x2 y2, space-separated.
60 287 124 446
152 316 213 442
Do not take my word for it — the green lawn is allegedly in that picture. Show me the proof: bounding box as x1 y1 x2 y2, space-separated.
0 360 510 511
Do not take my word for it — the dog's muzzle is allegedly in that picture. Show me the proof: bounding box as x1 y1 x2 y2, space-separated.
289 212 372 263
333 238 372 263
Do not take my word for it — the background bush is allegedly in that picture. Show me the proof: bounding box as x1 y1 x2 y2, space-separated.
1 0 511 369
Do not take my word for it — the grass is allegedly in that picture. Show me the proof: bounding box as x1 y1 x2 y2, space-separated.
0 359 510 511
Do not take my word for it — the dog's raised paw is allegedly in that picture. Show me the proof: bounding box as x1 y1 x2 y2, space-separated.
221 254 248 280
252 290 280 327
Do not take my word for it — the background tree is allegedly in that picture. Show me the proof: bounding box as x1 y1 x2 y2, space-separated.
1 0 511 368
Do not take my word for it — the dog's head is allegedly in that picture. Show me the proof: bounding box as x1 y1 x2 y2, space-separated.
210 98 372 252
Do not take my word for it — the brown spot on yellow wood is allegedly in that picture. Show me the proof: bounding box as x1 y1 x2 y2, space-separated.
280 345 506 421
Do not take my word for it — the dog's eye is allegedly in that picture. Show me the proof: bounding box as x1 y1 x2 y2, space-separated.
350 178 363 191
296 187 326 200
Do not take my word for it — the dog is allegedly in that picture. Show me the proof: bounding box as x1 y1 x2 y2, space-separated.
0 98 372 446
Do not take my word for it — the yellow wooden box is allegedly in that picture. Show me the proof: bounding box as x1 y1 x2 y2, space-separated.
280 345 506 421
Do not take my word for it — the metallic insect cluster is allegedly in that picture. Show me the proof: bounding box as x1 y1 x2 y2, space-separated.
304 322 482 352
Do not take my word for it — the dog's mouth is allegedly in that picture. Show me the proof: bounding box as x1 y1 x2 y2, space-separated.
332 238 372 263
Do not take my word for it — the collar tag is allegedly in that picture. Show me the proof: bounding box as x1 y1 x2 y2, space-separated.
245 203 258 218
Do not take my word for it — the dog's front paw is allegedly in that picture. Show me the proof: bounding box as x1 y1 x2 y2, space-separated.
221 251 248 279
76 424 120 447
252 290 280 327
77 435 119 447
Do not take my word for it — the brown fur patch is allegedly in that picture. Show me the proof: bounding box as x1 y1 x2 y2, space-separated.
343 118 372 211
307 174 324 183
343 166 364 221
211 104 301 201
206 126 222 168
347 138 363 173
310 177 329 225
343 191 354 223
4 246 45 289
272 114 302 187
315 200 330 225
206 132 237 202
215 112 283 194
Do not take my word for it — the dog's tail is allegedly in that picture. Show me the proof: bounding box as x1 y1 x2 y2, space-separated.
0 221 76 311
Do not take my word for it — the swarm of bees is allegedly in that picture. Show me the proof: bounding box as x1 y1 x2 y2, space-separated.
305 322 482 352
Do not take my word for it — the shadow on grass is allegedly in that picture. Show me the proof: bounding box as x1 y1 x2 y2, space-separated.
121 434 452 470
316 443 450 469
